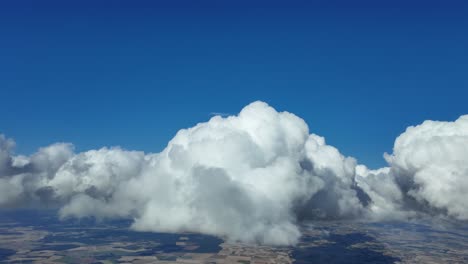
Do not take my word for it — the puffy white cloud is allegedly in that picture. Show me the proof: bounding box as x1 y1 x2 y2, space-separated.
384 115 468 220
355 165 408 220
355 115 468 221
0 102 467 245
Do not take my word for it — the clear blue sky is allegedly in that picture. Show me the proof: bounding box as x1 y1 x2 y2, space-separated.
1 1 467 168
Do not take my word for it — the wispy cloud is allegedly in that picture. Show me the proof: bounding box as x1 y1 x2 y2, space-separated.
210 112 232 117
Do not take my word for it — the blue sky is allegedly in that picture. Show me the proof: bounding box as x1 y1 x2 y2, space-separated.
1 1 467 168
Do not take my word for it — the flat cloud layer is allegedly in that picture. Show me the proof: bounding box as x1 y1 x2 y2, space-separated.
0 101 467 245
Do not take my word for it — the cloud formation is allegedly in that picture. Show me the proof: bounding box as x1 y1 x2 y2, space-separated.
357 115 468 220
0 102 467 245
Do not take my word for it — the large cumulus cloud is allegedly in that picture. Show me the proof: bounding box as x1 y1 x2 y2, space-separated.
0 101 467 245
356 115 468 221
369 115 468 220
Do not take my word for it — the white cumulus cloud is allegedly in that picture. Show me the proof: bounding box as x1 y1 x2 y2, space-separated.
0 102 467 245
